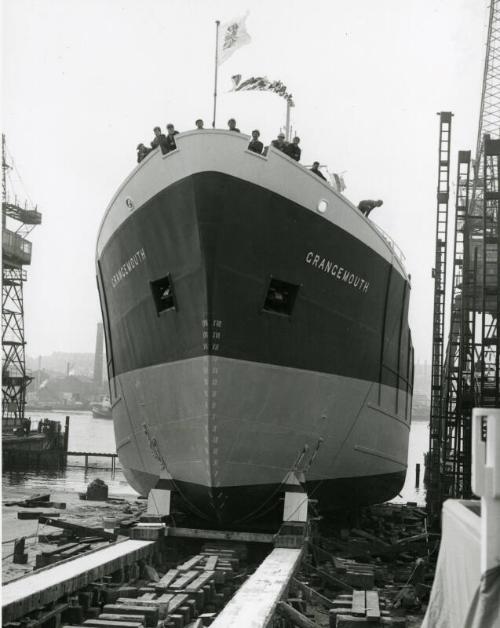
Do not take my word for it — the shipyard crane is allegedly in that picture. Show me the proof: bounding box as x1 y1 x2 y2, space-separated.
427 1 500 522
1 135 42 431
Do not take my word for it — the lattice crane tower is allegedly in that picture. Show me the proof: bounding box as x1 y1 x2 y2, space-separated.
427 0 500 521
2 135 42 430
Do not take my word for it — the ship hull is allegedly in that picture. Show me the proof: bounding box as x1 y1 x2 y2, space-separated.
96 131 413 526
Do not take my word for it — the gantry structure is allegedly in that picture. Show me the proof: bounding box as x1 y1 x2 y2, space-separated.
2 134 42 430
427 2 500 521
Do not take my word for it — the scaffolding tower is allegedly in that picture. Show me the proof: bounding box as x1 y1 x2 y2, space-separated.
2 134 42 430
427 0 500 521
427 112 453 517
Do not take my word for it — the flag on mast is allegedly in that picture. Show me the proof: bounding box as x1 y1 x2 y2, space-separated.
217 14 251 65
230 74 294 106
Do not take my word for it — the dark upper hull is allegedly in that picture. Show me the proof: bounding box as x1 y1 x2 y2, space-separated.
96 133 413 525
98 171 412 390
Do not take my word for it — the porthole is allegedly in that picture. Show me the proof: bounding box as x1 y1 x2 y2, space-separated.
150 274 176 314
317 199 328 213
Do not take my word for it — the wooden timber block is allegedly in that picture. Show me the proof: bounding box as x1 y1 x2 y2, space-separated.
336 616 374 626
62 605 84 625
178 605 191 623
83 621 142 628
345 571 375 588
192 588 205 610
381 619 407 626
213 593 224 609
351 590 366 617
329 608 352 625
198 613 216 626
129 525 164 541
185 598 197 618
168 615 184 628
366 591 381 620
103 604 158 628
98 614 146 625
78 591 94 609
117 587 138 599
202 584 213 602
86 607 101 618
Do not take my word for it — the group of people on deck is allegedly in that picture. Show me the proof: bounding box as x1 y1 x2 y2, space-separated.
137 119 309 168
135 121 383 217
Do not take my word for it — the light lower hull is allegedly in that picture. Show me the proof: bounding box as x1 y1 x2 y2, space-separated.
112 355 410 525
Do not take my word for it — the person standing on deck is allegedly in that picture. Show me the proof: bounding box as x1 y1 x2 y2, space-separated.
137 143 151 163
285 136 301 161
151 127 168 154
195 119 204 129
165 123 179 152
271 133 287 153
227 118 240 132
358 199 383 217
310 161 327 180
248 130 264 154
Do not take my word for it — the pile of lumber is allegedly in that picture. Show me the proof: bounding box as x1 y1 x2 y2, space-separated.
55 544 245 628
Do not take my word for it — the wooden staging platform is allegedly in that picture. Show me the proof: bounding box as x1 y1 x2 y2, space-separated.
2 539 154 623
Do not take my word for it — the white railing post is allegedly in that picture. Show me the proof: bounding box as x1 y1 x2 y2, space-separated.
471 407 500 573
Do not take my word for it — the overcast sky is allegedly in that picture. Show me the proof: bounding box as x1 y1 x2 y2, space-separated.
2 0 488 365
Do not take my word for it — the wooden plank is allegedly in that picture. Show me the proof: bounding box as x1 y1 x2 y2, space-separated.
98 614 146 624
184 571 215 593
210 548 303 628
167 527 274 544
155 594 174 604
351 590 366 617
365 591 381 619
178 555 204 572
3 540 154 624
103 605 158 628
57 543 91 559
168 594 189 613
154 569 179 591
204 556 218 570
38 516 116 540
40 542 80 557
169 570 200 589
83 621 142 628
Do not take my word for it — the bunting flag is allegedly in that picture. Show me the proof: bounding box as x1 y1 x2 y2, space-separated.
217 14 251 65
230 74 295 106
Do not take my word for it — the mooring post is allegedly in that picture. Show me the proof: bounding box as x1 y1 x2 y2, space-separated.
64 416 70 452
415 463 421 488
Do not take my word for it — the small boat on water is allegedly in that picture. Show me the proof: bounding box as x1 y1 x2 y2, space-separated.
91 398 112 419
96 130 413 526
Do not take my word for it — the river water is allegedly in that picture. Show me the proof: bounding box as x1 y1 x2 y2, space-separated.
2 411 429 506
